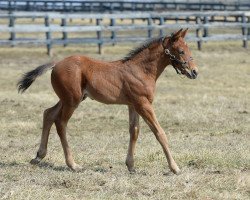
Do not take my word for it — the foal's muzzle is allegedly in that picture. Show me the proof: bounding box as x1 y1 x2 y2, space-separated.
183 68 198 79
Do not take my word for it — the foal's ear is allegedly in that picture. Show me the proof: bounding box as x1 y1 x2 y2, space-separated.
181 28 189 38
171 29 183 42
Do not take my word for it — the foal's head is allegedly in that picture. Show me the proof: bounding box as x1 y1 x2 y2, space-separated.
163 29 198 79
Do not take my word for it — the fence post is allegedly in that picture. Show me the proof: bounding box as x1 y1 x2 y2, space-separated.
63 0 66 11
26 1 30 11
159 17 164 37
8 0 13 14
120 2 124 12
132 3 136 13
61 18 67 47
45 15 52 56
90 2 93 12
248 17 250 40
203 16 209 37
110 2 114 13
147 17 152 38
110 18 116 46
45 1 48 11
224 16 227 22
9 14 15 47
96 18 103 54
196 17 202 50
241 14 247 48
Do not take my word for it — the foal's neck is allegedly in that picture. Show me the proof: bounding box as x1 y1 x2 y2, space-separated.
126 43 170 81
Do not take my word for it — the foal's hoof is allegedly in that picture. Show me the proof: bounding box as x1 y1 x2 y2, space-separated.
30 157 42 165
129 168 136 174
171 167 181 175
70 164 82 172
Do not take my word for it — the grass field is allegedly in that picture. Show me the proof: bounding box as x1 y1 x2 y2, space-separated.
0 41 249 199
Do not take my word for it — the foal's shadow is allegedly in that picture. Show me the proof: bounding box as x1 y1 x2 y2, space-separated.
0 161 21 167
0 159 107 173
32 161 75 172
0 160 74 172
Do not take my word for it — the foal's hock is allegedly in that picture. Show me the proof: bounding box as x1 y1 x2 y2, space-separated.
18 29 198 174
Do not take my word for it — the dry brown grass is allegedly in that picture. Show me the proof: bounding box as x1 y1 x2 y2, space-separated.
0 41 250 199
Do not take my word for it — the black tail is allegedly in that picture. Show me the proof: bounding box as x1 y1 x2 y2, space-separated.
17 62 55 93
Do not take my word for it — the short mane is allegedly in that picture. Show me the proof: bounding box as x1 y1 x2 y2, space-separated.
122 36 163 62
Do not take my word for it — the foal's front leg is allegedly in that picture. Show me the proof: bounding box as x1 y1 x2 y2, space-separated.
126 106 140 172
135 101 180 174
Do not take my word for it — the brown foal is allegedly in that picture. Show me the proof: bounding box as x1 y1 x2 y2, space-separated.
18 29 198 174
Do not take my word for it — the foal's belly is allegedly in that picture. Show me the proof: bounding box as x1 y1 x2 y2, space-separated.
84 73 128 105
84 86 128 105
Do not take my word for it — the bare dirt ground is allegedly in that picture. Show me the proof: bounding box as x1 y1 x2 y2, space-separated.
0 41 249 199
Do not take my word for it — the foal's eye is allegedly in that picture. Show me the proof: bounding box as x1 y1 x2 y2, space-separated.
179 50 184 55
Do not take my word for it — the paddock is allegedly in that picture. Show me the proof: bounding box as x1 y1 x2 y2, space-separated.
0 0 250 198
0 40 249 199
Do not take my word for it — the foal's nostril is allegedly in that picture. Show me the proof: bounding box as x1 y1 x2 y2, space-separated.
191 69 198 79
192 70 198 76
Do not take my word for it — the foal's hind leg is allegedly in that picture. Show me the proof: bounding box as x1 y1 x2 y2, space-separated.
30 102 61 164
126 106 140 173
55 103 80 171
